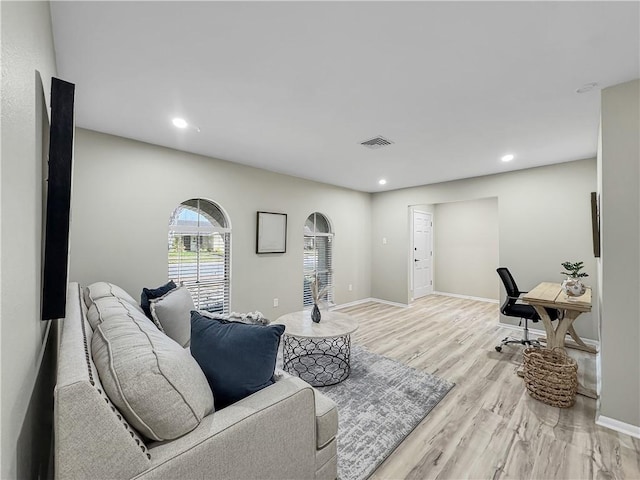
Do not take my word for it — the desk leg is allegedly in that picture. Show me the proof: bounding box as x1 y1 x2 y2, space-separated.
536 322 598 354
535 307 598 353
533 307 575 350
567 325 598 354
533 306 557 347
551 312 577 350
533 305 595 353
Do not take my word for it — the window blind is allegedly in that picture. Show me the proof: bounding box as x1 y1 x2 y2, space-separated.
303 213 333 307
168 199 231 313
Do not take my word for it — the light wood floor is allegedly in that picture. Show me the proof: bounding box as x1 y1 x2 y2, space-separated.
336 294 640 480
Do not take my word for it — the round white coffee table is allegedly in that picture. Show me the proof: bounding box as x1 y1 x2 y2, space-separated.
275 310 359 386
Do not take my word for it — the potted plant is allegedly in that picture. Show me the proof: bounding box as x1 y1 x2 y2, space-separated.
560 261 588 297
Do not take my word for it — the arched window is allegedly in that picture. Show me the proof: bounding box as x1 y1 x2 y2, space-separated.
168 199 231 313
303 212 333 307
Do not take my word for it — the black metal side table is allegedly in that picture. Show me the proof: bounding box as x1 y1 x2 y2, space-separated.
275 310 359 386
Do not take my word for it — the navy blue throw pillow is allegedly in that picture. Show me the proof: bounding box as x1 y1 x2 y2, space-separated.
190 311 285 409
140 280 177 318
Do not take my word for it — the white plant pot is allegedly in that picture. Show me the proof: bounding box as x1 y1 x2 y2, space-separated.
562 277 586 297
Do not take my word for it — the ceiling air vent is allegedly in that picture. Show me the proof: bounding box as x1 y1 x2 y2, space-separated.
360 136 394 149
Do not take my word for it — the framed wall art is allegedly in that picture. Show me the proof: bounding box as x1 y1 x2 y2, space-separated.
591 192 601 258
256 211 287 254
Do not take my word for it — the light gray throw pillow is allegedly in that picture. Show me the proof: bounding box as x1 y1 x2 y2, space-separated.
150 286 194 348
91 312 214 441
86 296 153 331
84 281 143 313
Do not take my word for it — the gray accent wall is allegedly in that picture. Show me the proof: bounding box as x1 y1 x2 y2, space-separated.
1 1 58 477
599 79 640 428
434 197 499 300
69 129 372 317
371 159 598 340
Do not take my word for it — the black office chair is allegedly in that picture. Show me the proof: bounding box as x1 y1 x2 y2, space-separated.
495 267 559 352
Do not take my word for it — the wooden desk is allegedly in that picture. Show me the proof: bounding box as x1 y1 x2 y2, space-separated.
522 282 596 354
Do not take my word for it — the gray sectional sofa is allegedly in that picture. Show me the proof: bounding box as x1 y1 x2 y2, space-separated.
55 282 338 479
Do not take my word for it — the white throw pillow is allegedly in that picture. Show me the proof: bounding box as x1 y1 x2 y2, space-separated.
92 312 214 441
150 286 194 348
198 310 270 325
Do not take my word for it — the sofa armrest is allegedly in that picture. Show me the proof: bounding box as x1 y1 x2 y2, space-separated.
56 283 151 480
56 381 151 480
276 370 338 449
139 376 318 480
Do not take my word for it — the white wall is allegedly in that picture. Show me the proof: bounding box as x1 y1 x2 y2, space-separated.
69 129 372 317
1 1 58 477
371 159 598 340
598 79 639 429
434 197 499 300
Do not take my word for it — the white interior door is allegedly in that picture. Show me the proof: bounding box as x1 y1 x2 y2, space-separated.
413 211 433 299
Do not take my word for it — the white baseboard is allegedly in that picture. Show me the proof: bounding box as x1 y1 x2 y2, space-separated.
371 297 410 308
333 297 409 310
433 291 499 304
596 415 640 439
596 350 602 399
336 293 496 310
331 298 373 310
498 323 600 347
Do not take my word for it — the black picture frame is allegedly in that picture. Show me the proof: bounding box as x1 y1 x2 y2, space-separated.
591 192 601 258
256 212 287 254
42 77 75 320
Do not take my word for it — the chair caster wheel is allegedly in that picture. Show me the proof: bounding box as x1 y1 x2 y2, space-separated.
495 346 502 352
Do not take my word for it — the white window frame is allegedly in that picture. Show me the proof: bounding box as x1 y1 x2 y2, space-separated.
168 199 231 313
303 212 334 308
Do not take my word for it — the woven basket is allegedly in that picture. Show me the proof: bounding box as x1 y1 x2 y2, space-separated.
523 347 578 408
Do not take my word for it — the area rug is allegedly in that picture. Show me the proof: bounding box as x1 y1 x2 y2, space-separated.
313 344 454 480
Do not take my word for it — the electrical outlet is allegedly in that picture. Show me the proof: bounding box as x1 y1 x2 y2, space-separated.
348 284 353 291
273 298 279 308
382 237 387 245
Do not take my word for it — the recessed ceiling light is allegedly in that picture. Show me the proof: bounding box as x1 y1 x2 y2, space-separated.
172 118 188 128
576 82 599 94
379 179 387 185
501 154 515 162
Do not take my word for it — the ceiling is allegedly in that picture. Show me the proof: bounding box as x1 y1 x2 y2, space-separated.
50 1 639 193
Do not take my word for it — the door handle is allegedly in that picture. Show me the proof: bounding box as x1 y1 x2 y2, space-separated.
414 259 419 262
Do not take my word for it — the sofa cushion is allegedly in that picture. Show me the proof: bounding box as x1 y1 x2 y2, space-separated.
150 286 194 348
92 311 214 441
84 282 143 313
141 280 177 319
314 391 339 449
190 311 285 409
86 296 153 331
